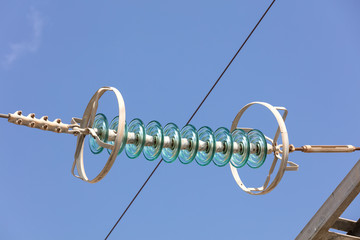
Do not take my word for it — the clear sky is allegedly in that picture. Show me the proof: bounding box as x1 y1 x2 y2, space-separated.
1 1 360 239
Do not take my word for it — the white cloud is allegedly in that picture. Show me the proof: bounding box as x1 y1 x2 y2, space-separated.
3 8 43 67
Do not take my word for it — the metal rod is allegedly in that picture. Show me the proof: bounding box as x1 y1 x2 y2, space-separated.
0 113 9 119
295 145 359 153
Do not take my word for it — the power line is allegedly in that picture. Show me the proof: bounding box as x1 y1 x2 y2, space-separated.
186 0 276 125
104 1 276 239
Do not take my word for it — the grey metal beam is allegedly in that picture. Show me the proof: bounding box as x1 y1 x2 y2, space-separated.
296 159 360 240
327 232 360 240
348 219 360 237
332 218 357 233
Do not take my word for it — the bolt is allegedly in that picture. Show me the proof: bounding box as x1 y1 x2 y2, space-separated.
55 119 61 124
17 111 22 116
55 127 61 133
42 116 48 121
42 124 48 130
16 119 23 125
29 113 35 118
29 122 36 128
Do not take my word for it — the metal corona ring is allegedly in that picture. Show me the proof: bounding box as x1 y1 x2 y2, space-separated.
72 87 126 183
230 102 297 195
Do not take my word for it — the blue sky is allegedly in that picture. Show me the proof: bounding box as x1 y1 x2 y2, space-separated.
1 1 360 239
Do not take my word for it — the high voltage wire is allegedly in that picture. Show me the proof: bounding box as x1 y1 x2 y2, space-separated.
104 1 276 239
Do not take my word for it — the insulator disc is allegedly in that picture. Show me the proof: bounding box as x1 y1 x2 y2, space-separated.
125 118 145 159
247 129 267 168
195 126 216 166
107 116 128 156
161 123 181 163
89 113 109 154
143 120 164 161
230 129 250 168
178 124 199 164
213 127 233 167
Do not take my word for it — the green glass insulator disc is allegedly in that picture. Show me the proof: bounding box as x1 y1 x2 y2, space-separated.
247 129 267 168
161 123 181 163
143 120 164 161
213 127 233 167
125 118 145 159
195 126 215 166
230 129 250 168
89 113 109 154
107 116 128 156
178 124 199 164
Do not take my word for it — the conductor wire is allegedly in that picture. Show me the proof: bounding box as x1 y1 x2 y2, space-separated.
104 1 277 239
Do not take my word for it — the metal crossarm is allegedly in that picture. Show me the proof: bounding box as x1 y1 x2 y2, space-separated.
296 159 360 240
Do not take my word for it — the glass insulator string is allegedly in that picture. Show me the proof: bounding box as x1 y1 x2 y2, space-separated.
89 113 268 168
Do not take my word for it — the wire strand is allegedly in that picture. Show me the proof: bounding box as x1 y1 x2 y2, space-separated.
104 1 276 238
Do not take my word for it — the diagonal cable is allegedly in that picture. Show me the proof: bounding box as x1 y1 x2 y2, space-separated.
104 1 276 239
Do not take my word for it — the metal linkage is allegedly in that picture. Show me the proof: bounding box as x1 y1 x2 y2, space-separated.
293 145 360 153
